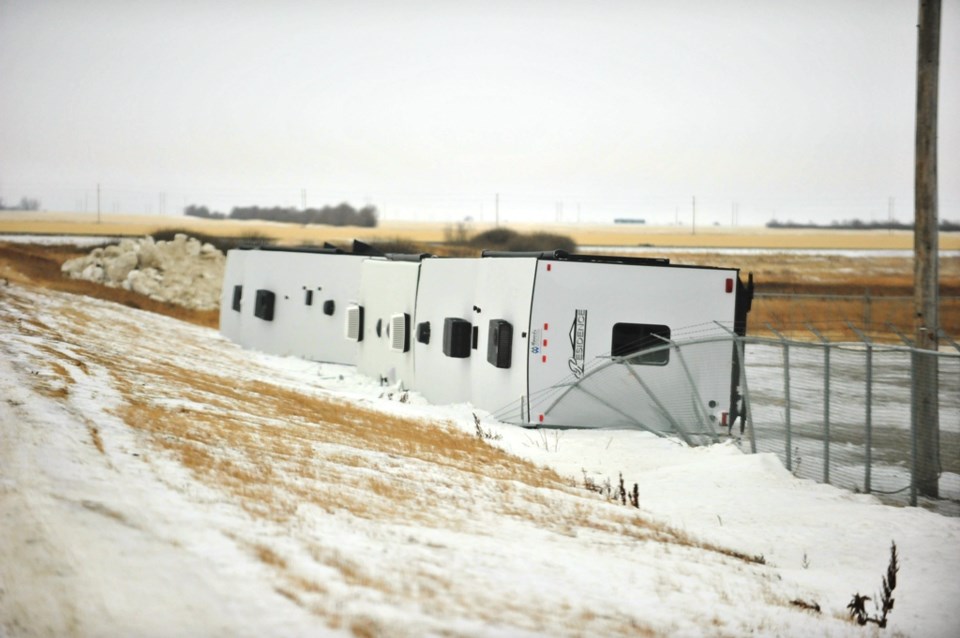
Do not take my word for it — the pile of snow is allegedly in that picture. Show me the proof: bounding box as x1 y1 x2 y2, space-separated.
60 234 224 309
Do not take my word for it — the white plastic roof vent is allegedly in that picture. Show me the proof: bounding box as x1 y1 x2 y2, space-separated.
345 305 364 341
390 313 410 353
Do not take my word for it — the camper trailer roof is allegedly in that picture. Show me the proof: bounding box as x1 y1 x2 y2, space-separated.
254 244 345 255
481 249 742 273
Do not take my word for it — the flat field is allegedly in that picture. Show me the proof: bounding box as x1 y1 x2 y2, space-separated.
3 210 960 250
2 211 958 341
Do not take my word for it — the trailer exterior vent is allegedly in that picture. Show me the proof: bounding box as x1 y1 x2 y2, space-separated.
345 305 364 341
442 318 472 358
231 285 242 312
487 319 513 368
390 313 410 353
254 289 275 321
416 321 431 344
611 323 671 365
323 300 335 316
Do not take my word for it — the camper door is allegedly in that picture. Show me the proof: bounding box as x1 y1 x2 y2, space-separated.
526 259 739 438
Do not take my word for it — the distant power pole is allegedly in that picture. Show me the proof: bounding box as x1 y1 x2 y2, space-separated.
692 196 696 235
914 0 941 499
301 188 307 210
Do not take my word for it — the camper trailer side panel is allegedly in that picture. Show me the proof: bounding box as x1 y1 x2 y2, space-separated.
219 249 248 345
470 258 538 422
411 259 480 404
527 260 739 431
356 259 421 387
238 251 366 364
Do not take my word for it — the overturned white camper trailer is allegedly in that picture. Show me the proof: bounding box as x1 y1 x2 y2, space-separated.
474 252 748 443
219 243 373 364
219 247 753 440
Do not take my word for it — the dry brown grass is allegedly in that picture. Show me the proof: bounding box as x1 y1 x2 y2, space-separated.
3 276 801 635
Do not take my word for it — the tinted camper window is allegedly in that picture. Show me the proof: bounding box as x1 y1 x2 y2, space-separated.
611 323 670 365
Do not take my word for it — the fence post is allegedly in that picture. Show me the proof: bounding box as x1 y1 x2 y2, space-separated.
849 323 873 494
716 323 756 453
767 325 792 473
808 325 832 484
890 323 920 505
863 288 872 332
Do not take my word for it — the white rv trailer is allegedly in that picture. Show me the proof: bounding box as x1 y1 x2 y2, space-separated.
524 253 742 440
219 246 753 439
221 245 368 364
353 256 424 386
461 251 749 440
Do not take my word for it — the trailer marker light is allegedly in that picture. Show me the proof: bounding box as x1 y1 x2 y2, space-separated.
725 278 733 293
543 339 548 346
721 411 728 427
542 355 547 363
539 414 544 423
547 264 552 271
544 323 549 331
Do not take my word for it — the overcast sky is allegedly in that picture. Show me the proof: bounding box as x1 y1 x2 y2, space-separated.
1 0 958 225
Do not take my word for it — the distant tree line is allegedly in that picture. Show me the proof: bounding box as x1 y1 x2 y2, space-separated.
184 202 378 227
0 197 41 211
767 218 960 232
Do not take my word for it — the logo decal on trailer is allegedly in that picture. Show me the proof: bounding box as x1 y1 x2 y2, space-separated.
568 309 588 378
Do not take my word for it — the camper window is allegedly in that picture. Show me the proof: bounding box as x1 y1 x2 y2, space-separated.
611 323 670 365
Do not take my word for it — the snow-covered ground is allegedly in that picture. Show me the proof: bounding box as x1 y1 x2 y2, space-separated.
2 282 959 637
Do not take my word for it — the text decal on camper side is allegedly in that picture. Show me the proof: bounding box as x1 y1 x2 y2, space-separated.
568 309 587 378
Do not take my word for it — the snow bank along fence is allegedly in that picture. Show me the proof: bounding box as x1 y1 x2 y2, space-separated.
727 326 958 509
219 243 753 438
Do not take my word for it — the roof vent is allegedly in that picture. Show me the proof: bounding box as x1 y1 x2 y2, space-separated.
487 319 513 368
443 318 472 358
254 289 275 321
390 313 410 352
416 321 431 344
231 285 242 312
345 305 364 341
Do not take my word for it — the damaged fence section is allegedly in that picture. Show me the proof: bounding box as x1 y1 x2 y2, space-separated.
540 329 958 511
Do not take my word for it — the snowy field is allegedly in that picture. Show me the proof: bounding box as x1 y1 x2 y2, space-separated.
2 282 960 637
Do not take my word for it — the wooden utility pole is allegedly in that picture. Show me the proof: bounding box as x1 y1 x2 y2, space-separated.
914 0 941 498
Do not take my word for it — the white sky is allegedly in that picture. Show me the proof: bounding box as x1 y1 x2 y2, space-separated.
1 0 958 225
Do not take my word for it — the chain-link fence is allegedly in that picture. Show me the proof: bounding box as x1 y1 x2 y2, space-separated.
739 334 958 511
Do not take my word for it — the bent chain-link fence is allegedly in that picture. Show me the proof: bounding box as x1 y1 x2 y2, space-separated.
542 330 959 512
